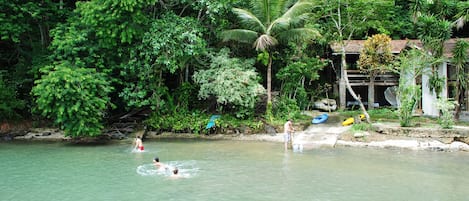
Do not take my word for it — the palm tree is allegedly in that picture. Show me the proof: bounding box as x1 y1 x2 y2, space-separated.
451 39 469 120
455 1 469 29
221 0 320 110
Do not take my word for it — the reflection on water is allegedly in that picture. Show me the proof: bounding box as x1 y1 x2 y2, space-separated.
1 140 468 201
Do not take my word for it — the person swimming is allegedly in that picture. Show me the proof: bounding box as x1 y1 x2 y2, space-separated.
170 167 182 179
153 157 166 170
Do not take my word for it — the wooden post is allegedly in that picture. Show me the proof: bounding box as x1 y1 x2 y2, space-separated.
466 90 469 111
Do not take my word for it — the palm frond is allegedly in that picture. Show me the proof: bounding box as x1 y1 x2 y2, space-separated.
452 39 469 66
254 34 278 51
266 0 315 34
269 13 313 34
251 0 288 24
232 8 266 33
276 28 321 45
221 29 259 44
281 0 316 19
455 2 469 29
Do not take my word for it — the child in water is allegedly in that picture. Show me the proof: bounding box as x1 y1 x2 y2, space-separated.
170 167 182 179
153 157 166 170
134 136 144 151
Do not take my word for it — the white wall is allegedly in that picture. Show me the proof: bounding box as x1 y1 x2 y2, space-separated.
421 62 447 117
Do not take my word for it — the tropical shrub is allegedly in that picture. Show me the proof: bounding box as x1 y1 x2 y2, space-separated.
120 11 207 111
396 49 428 127
145 111 265 134
451 39 469 120
435 98 456 129
357 33 394 109
398 85 421 127
193 49 265 118
213 115 264 134
277 56 327 110
32 63 113 137
272 96 301 120
145 111 209 134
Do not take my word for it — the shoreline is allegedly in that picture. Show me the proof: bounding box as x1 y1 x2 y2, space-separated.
4 122 469 152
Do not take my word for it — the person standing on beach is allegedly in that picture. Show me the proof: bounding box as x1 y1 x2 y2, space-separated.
284 119 294 151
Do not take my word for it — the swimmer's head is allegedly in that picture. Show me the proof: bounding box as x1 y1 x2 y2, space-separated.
154 157 159 162
173 168 178 174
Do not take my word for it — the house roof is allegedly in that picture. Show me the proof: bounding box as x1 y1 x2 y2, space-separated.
442 38 469 57
330 38 469 57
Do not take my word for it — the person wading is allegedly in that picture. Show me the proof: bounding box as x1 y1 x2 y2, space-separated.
284 119 294 151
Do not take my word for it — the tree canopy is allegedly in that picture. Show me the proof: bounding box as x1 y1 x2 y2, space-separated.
1 0 469 137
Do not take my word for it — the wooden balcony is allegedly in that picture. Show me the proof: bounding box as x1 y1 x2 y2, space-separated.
346 70 399 86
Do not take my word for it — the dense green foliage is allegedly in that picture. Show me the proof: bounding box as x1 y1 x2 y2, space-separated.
221 0 321 110
0 73 25 120
272 96 301 120
395 49 431 127
193 49 265 118
452 39 469 120
1 0 469 137
120 12 207 111
357 34 394 110
145 110 210 134
145 111 265 134
32 63 113 137
358 34 394 74
435 98 456 129
277 57 327 108
414 7 453 97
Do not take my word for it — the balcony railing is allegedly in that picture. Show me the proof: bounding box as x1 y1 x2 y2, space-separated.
346 70 398 86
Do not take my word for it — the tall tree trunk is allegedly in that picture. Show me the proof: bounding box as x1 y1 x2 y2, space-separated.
368 75 375 110
339 73 346 109
454 73 463 120
341 46 370 123
267 51 272 104
185 65 189 83
466 90 469 112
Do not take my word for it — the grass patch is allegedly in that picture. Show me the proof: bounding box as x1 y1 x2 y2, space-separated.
340 108 398 119
351 123 373 132
368 108 399 119
339 107 469 127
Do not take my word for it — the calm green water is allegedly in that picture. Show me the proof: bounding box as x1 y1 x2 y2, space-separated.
1 139 468 201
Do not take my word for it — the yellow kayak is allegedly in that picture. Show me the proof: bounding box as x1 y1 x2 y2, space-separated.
342 117 354 126
359 114 365 120
342 114 366 126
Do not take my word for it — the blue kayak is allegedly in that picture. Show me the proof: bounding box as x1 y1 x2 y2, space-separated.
206 115 221 129
312 113 329 124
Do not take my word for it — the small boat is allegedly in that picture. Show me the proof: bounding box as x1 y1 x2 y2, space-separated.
205 115 221 129
314 99 337 111
342 117 354 126
312 113 329 124
359 114 366 120
342 114 366 126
